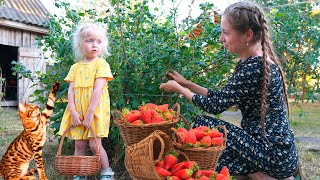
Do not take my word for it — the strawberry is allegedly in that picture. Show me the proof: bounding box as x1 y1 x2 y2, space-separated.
200 135 212 147
155 166 171 177
194 126 210 132
183 161 199 172
190 129 207 140
151 114 165 123
185 131 197 147
164 151 179 170
197 170 215 177
164 111 174 121
145 103 157 109
170 162 186 175
211 137 224 146
156 104 169 113
124 110 141 123
131 120 143 125
215 174 228 180
192 170 203 179
177 127 188 134
198 176 210 180
156 160 165 168
220 166 230 177
173 169 193 179
176 132 187 144
207 128 223 138
138 105 148 111
167 176 181 180
141 110 152 124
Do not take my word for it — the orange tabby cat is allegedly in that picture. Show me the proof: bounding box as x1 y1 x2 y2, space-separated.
0 82 60 180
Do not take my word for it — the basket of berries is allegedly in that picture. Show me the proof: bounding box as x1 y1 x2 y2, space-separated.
125 130 190 180
171 117 227 170
113 103 181 146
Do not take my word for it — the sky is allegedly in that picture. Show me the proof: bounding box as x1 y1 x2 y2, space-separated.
41 0 239 22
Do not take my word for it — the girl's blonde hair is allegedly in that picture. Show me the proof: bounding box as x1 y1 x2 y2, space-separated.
72 22 110 61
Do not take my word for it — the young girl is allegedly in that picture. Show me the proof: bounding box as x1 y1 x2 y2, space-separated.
58 23 114 180
160 1 299 180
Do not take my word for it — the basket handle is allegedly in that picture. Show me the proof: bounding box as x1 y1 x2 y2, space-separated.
152 133 166 164
171 103 181 116
56 125 100 157
178 114 191 130
112 109 127 124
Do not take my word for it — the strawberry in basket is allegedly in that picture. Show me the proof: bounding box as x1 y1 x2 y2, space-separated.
121 103 177 125
175 126 225 148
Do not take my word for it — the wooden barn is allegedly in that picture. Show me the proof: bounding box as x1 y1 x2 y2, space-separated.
0 0 50 106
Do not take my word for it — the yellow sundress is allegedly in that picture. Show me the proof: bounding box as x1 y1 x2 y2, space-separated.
58 58 113 140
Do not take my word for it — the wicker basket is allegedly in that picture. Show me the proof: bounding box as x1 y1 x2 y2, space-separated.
54 126 101 176
171 116 227 170
113 103 181 146
125 130 189 180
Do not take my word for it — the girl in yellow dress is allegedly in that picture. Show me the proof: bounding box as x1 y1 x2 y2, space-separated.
58 22 114 180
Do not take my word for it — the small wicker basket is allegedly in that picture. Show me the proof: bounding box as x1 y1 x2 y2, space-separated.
125 130 189 180
171 116 227 170
54 126 101 176
113 103 181 146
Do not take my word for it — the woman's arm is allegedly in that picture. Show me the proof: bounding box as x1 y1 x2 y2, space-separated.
82 78 107 128
167 71 208 96
160 80 195 101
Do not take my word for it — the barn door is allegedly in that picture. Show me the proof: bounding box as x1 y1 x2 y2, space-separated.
18 47 45 104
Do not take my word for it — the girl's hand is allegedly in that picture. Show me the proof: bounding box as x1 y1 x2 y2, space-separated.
159 80 182 93
71 111 82 127
167 71 189 87
82 111 94 128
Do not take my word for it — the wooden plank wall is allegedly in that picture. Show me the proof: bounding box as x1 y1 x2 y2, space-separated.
0 26 46 104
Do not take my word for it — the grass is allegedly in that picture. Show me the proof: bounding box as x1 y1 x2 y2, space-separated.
1 101 320 179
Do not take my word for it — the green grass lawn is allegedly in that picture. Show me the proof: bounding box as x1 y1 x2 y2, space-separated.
1 102 320 179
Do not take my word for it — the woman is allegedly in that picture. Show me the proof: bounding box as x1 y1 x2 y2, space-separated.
160 1 299 179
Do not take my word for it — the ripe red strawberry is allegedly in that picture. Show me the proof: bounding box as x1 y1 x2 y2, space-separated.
220 166 230 177
176 132 187 144
194 126 210 132
192 170 203 179
177 127 188 134
200 135 212 147
198 176 210 180
167 176 181 180
197 170 215 177
124 110 141 123
163 151 179 170
215 174 228 180
156 104 169 113
190 129 207 140
145 103 157 109
151 114 165 123
170 162 186 175
131 120 143 125
207 128 223 138
141 110 152 124
185 131 197 146
183 161 199 172
156 160 165 168
155 166 171 177
138 105 148 111
173 169 193 179
211 137 224 146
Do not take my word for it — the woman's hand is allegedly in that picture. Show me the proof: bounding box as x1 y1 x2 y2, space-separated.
167 71 189 87
159 80 182 93
82 111 94 128
70 111 82 127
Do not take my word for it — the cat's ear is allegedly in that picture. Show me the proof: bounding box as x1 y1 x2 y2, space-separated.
18 103 26 113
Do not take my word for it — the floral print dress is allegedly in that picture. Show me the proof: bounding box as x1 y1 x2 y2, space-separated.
192 56 298 178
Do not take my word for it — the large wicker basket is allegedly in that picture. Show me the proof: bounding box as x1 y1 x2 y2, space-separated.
113 103 181 146
125 130 189 180
54 126 101 176
171 116 227 170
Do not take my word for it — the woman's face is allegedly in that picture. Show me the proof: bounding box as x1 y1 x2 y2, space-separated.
219 16 247 55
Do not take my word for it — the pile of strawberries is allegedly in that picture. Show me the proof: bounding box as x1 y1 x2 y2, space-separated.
155 150 231 180
175 126 225 148
121 103 175 125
